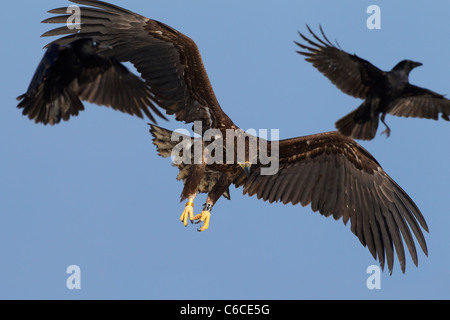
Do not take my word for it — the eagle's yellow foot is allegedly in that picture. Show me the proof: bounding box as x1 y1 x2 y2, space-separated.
193 211 211 232
193 204 213 232
180 201 194 227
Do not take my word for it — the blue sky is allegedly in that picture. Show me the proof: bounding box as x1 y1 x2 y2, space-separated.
1 1 449 299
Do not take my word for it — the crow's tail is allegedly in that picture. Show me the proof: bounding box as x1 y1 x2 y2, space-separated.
335 103 379 141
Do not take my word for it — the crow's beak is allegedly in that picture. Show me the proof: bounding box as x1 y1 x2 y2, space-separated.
239 162 252 177
412 61 423 68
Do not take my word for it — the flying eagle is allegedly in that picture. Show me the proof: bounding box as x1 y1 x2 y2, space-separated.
296 26 450 140
150 124 428 274
17 38 166 125
42 0 429 273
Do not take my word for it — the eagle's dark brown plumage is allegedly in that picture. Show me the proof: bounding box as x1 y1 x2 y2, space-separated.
296 25 450 140
42 0 235 132
43 0 429 273
150 124 428 274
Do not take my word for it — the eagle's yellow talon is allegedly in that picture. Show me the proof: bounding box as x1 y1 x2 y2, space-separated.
180 202 194 227
193 211 211 232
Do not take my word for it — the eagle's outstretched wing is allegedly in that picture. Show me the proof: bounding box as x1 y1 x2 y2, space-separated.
234 132 428 273
42 0 234 130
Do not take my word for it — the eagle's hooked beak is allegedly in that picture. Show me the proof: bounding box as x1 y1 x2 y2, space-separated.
239 161 252 177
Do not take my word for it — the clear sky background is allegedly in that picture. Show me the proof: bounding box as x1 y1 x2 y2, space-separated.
1 0 449 299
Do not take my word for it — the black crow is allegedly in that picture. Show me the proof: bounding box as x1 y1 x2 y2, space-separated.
296 26 450 140
17 38 166 125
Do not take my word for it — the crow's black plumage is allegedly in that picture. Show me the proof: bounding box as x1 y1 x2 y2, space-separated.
17 38 166 125
296 26 450 140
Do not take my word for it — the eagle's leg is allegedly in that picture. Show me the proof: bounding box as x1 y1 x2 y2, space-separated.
180 194 197 227
380 113 391 137
193 173 236 232
180 162 206 227
193 203 213 232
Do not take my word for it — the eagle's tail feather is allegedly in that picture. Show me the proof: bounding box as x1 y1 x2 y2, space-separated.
149 124 181 158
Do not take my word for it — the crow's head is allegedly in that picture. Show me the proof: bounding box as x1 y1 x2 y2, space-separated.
392 60 423 74
68 38 112 57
